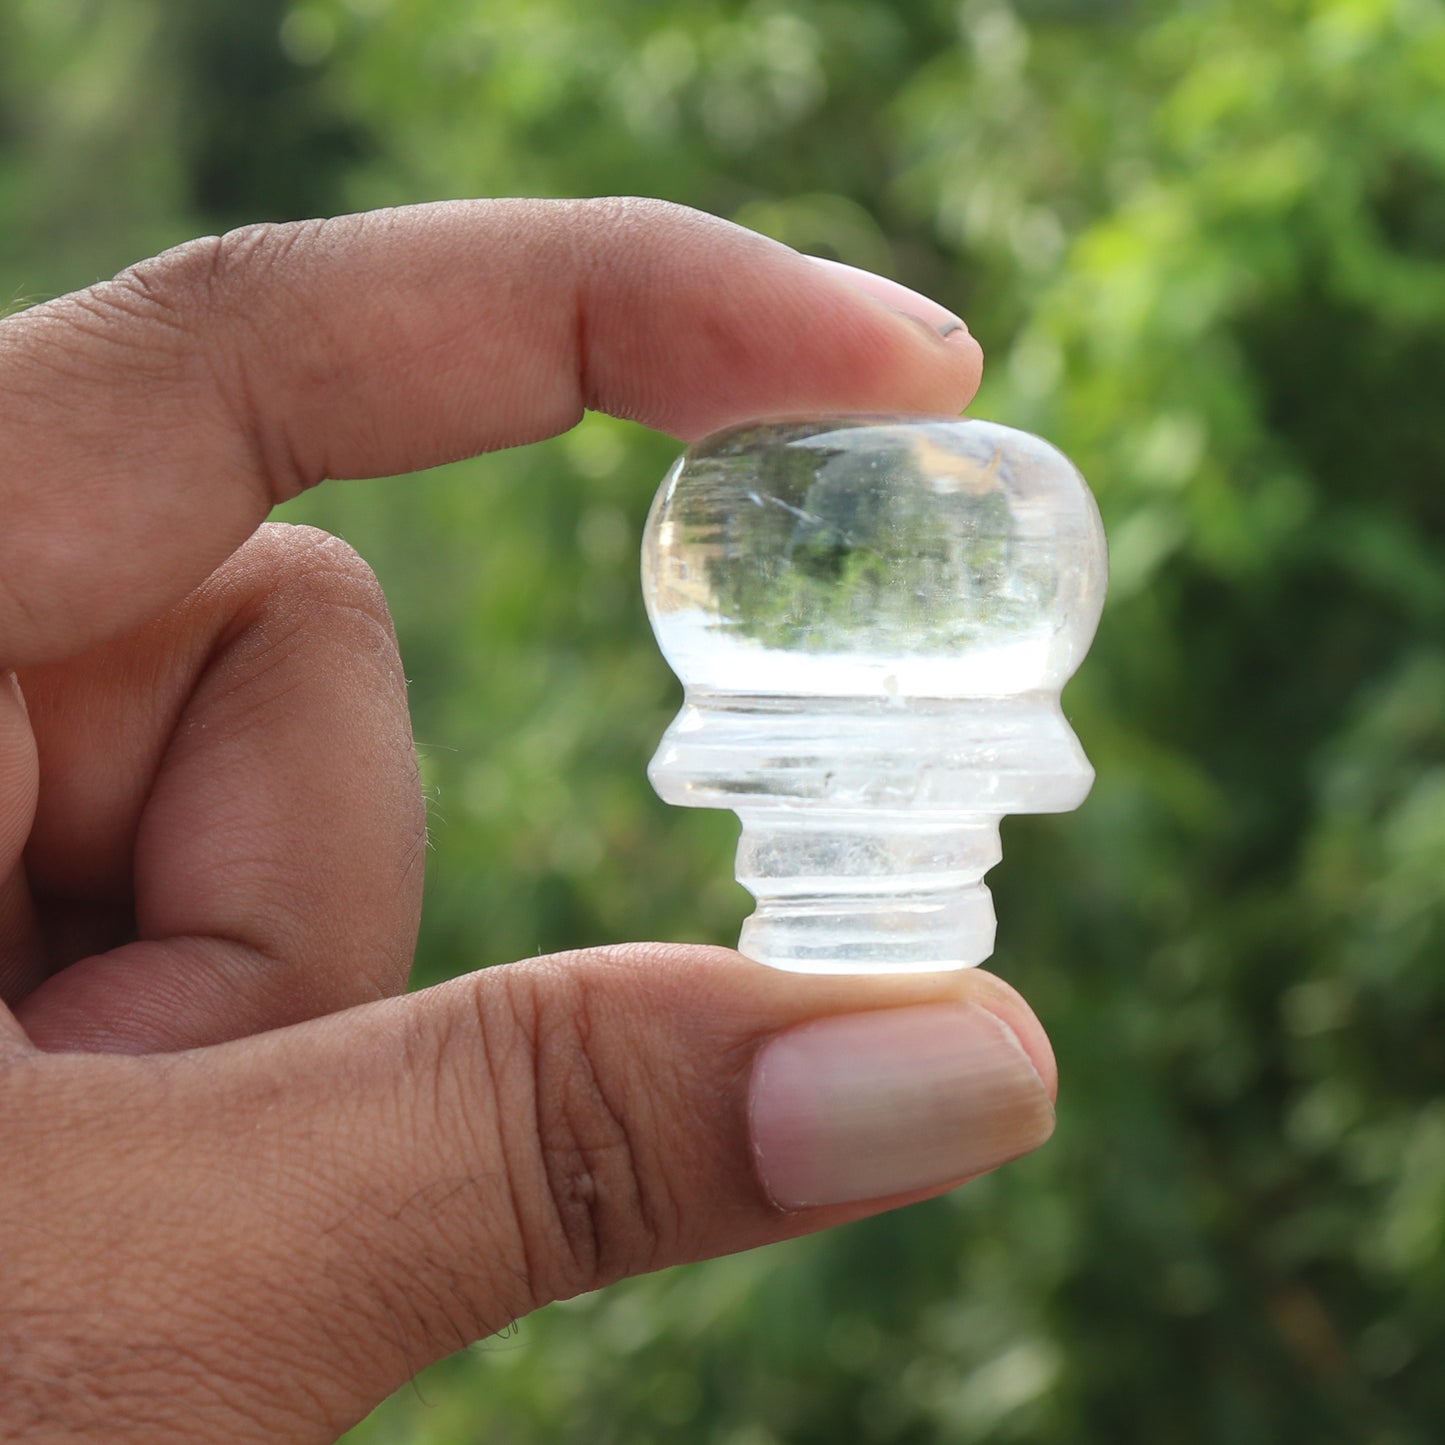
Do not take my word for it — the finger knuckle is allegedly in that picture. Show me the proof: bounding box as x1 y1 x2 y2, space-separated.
36 236 233 394
234 522 398 655
116 222 336 502
488 968 678 1304
103 225 303 341
118 220 327 317
199 524 411 772
106 234 229 330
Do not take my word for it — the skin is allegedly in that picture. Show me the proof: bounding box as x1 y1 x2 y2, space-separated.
0 197 1053 1442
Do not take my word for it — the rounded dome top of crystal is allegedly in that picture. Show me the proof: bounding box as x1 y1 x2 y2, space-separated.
642 416 1107 699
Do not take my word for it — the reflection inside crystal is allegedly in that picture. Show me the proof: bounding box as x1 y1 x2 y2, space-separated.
644 417 1106 699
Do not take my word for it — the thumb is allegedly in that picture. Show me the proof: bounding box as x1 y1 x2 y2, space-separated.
245 946 1055 1434
13 946 1055 1442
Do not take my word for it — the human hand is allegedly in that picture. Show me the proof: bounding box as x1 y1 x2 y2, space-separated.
0 198 1055 1442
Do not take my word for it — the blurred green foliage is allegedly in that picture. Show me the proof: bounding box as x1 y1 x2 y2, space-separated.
676 421 1046 654
4 0 1445 1440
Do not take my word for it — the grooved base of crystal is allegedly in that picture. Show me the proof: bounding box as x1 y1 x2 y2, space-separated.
734 810 1001 973
648 690 1091 974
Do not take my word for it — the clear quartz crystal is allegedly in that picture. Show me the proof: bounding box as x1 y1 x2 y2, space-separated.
642 415 1107 974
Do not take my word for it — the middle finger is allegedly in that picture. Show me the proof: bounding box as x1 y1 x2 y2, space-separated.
15 522 425 1052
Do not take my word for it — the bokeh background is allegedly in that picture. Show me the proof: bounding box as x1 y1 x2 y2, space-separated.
5 0 1444 1440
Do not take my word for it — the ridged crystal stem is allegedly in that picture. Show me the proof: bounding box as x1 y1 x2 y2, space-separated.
732 811 1002 973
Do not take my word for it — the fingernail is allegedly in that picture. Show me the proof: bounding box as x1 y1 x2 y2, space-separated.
804 255 970 342
750 1002 1055 1209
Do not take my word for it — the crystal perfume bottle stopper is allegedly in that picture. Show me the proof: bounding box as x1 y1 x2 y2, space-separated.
641 416 1107 974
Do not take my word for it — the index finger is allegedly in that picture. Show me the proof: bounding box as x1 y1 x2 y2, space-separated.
0 197 981 669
